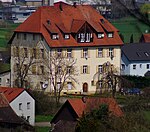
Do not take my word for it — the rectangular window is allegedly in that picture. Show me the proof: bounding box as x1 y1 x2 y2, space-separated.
23 33 27 40
98 48 103 57
80 33 85 42
140 64 142 68
33 48 36 59
40 65 44 74
83 48 88 58
6 79 10 84
121 64 125 70
0 78 1 83
97 33 104 39
33 34 35 40
83 65 88 74
86 33 91 42
64 34 70 39
24 48 28 58
67 49 72 58
27 102 30 109
27 116 30 122
52 34 59 40
109 48 114 57
67 66 72 74
98 65 103 73
147 64 150 69
57 66 61 74
133 64 136 70
107 33 113 38
17 33 20 39
57 49 62 57
40 49 44 59
16 47 19 57
19 103 22 110
67 82 72 90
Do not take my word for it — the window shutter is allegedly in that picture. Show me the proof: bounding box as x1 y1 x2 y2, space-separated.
96 65 98 73
107 48 109 57
32 65 36 74
88 49 90 58
63 49 67 58
30 48 33 58
72 50 74 58
102 49 104 57
81 66 83 74
88 66 90 74
96 48 98 58
113 49 116 57
81 49 83 58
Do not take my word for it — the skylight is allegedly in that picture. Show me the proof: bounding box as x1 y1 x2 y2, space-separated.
144 52 149 57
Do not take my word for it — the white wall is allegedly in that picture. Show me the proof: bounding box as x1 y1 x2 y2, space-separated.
0 72 10 87
10 91 35 126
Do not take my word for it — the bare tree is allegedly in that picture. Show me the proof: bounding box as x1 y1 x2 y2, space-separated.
93 61 132 98
43 51 78 105
12 44 40 88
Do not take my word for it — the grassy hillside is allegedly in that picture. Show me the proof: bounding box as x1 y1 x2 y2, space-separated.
0 22 19 48
111 16 150 43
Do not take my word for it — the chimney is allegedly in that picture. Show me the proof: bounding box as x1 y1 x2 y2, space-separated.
82 96 86 103
73 2 77 8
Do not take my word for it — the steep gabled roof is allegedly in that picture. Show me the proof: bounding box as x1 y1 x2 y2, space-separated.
0 93 29 125
121 43 150 61
68 98 123 117
143 34 150 43
51 97 123 124
14 2 123 48
0 87 25 103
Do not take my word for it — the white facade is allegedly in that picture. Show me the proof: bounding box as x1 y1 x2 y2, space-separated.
10 90 35 126
0 71 10 87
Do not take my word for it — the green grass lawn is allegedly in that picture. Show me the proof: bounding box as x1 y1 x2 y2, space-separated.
111 16 150 43
144 111 150 122
0 23 19 48
35 115 53 122
34 126 51 132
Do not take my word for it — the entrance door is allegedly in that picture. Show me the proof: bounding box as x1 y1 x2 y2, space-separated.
83 83 88 92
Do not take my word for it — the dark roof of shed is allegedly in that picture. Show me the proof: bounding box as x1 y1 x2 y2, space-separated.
121 43 150 61
0 93 29 124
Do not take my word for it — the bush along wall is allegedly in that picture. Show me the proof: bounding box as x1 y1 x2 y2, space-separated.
122 75 150 88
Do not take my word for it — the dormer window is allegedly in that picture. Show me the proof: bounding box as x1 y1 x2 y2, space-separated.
77 33 93 43
52 34 59 40
107 32 113 38
97 33 104 39
64 34 70 39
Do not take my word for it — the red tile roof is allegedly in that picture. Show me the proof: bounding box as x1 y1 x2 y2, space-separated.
15 2 123 48
0 87 24 103
68 97 123 117
143 34 150 43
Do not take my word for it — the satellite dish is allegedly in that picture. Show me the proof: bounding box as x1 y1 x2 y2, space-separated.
42 81 48 89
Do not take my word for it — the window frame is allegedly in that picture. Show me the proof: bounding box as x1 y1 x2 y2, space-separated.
83 65 88 74
83 48 88 58
27 102 30 110
19 103 22 110
133 64 136 70
98 48 103 57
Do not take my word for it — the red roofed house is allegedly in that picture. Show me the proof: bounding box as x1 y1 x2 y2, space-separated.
10 2 123 94
139 34 150 43
50 97 123 130
0 87 35 126
0 93 33 131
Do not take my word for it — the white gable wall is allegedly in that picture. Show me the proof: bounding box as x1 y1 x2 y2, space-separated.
10 90 35 126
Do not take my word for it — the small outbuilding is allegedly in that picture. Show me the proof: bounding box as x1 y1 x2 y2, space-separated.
51 97 123 131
